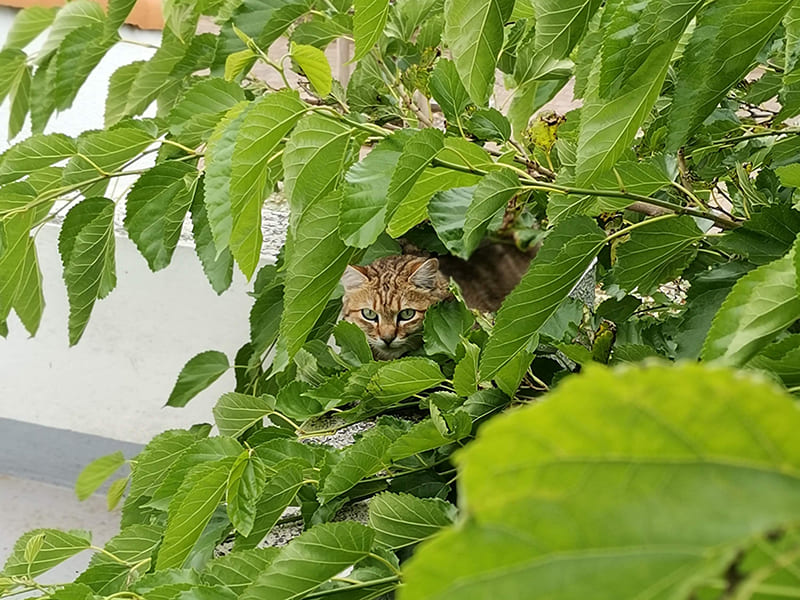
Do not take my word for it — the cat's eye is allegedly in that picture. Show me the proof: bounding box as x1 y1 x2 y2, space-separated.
397 308 416 321
361 308 379 321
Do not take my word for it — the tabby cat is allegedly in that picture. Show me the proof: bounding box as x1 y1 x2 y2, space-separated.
340 246 533 359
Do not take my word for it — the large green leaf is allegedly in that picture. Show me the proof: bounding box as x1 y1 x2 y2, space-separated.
367 357 444 405
230 91 307 278
124 161 198 272
62 124 155 192
202 548 280 594
480 217 605 378
7 62 31 140
104 61 144 127
576 40 676 185
106 0 138 33
386 128 444 221
226 452 267 536
37 0 105 62
75 451 125 501
666 0 795 152
0 133 76 185
2 529 91 579
3 6 57 50
239 522 374 600
190 178 234 294
747 334 800 388
127 429 208 501
427 186 473 258
352 0 390 61
369 492 456 550
702 240 800 366
442 0 514 105
275 189 356 370
289 42 332 97
429 58 471 122
124 29 188 117
213 393 275 438
715 206 800 266
423 299 475 358
0 187 45 335
157 461 231 571
613 215 704 295
531 0 602 61
204 101 250 252
319 425 398 503
235 459 306 550
167 78 245 147
58 197 116 345
52 23 117 111
339 132 409 248
402 363 800 599
167 350 230 408
462 169 520 257
0 48 27 105
283 113 354 233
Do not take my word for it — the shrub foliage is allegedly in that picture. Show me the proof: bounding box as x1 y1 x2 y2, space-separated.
3 0 800 598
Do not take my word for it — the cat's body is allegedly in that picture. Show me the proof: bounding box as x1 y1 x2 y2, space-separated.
340 246 533 359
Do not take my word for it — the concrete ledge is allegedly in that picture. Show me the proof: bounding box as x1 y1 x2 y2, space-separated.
0 418 142 489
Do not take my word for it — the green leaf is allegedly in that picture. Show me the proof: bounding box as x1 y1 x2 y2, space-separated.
480 217 605 378
3 529 91 578
453 340 480 397
37 0 105 61
402 363 800 600
213 392 275 438
386 128 444 221
167 350 230 408
352 0 390 61
0 48 27 105
0 133 76 185
230 91 307 278
702 242 800 366
747 335 800 388
106 0 138 33
7 63 31 140
104 61 144 127
369 492 455 551
367 357 444 405
462 169 520 257
52 23 116 111
75 451 125 501
125 30 189 117
333 320 373 367
340 132 409 248
576 43 675 184
4 6 57 50
427 186 473 258
225 49 256 82
58 198 116 345
204 101 250 252
423 300 474 358
63 124 155 192
443 0 514 106
667 0 795 152
275 189 356 369
283 113 354 234
531 0 601 61
292 13 351 48
319 425 398 503
191 177 234 294
547 156 671 225
386 419 453 461
235 459 306 550
465 108 510 142
226 452 268 536
75 524 162 595
239 522 374 600
290 42 332 97
715 206 800 266
127 429 208 501
157 461 231 571
124 162 198 271
167 78 246 147
429 58 471 122
613 215 704 295
202 548 280 594
107 477 128 510
0 189 45 335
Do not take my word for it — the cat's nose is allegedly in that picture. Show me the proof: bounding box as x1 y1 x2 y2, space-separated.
381 335 395 347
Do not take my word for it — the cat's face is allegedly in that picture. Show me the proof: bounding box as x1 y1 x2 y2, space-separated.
340 256 449 360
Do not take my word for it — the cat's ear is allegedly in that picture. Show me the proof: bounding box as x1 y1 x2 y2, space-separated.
410 258 440 290
341 264 368 291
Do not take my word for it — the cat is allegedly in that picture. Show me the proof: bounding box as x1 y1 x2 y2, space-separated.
340 246 534 360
